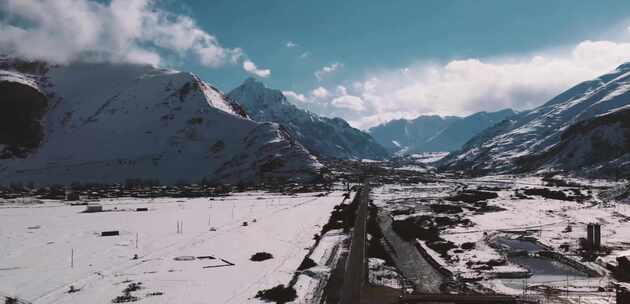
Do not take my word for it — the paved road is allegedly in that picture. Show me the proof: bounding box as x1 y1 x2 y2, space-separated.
378 213 446 293
340 185 370 304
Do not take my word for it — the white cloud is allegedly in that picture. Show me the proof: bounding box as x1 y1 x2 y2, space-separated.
299 52 310 59
319 39 630 129
243 59 271 78
0 0 267 75
283 84 365 116
336 85 348 96
282 90 306 103
315 62 343 80
311 87 329 99
286 41 297 48
331 95 365 112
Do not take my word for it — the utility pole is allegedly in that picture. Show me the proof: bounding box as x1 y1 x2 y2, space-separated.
71 248 74 268
566 272 569 297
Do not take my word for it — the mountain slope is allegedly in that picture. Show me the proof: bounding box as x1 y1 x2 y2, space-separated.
227 78 389 160
0 59 322 185
441 63 630 176
368 115 458 154
516 107 630 177
368 109 514 154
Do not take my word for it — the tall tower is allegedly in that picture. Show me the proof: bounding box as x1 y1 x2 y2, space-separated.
593 223 601 250
587 223 594 249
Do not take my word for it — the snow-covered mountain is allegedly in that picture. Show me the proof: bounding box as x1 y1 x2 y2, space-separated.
368 115 457 154
227 78 389 160
441 63 630 176
0 58 323 185
368 109 515 154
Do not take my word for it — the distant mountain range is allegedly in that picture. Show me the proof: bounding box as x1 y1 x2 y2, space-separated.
4 56 629 184
368 109 515 154
441 63 630 177
0 58 322 185
227 78 389 160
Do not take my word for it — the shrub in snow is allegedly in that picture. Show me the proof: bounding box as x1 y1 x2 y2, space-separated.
250 252 273 262
445 190 498 203
297 257 317 270
461 242 475 250
255 284 297 303
111 294 138 303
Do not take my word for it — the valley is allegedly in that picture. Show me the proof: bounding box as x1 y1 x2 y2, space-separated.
2 162 629 304
2 14 630 304
369 171 630 304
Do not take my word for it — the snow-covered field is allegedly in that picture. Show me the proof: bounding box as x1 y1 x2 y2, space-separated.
0 191 347 304
408 152 449 164
371 175 630 303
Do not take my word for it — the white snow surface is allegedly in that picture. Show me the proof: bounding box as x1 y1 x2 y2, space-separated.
0 70 43 93
372 175 630 303
0 60 322 185
444 63 630 174
0 191 347 303
227 78 389 160
409 152 450 164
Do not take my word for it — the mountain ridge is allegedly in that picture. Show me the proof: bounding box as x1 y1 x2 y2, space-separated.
368 109 515 154
0 59 323 185
441 62 630 176
227 78 390 160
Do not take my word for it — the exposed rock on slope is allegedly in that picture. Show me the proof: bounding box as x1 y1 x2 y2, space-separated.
517 107 630 176
0 71 47 159
441 63 630 176
227 78 389 160
0 59 322 185
368 109 515 154
368 115 458 154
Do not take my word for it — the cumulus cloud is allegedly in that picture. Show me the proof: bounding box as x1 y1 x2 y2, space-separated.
311 86 329 99
243 59 271 78
286 41 297 48
282 84 365 118
282 90 306 103
0 0 269 74
315 62 343 80
299 52 310 59
331 95 365 112
306 40 630 129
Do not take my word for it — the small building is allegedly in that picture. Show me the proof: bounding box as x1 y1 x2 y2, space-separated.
65 190 80 201
84 204 103 213
593 224 601 249
100 230 119 237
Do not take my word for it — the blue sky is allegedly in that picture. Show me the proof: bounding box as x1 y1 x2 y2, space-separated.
174 0 630 91
3 0 630 128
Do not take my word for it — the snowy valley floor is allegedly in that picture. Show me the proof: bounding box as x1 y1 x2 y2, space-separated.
2 173 630 304
372 174 630 304
0 191 350 304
